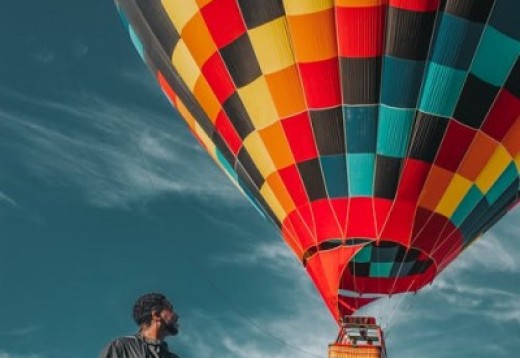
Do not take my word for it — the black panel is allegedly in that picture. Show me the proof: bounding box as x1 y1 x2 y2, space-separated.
236 148 265 188
237 172 281 228
409 113 448 162
372 245 400 262
454 74 499 129
135 0 180 55
374 155 402 200
349 262 370 277
345 239 371 246
223 93 255 139
459 198 489 242
340 57 382 104
408 260 432 275
395 249 420 263
310 107 346 156
220 34 262 88
385 7 437 60
211 131 236 166
441 0 494 23
489 0 520 39
237 0 285 29
298 158 328 201
319 240 343 251
505 58 520 98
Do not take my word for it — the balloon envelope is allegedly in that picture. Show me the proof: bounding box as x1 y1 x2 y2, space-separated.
115 0 520 322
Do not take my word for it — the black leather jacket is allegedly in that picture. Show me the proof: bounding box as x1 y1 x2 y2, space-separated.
100 334 181 358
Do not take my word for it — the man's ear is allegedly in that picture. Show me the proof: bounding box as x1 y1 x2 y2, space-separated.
151 309 161 321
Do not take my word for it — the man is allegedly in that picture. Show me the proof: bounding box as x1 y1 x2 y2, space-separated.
100 293 181 358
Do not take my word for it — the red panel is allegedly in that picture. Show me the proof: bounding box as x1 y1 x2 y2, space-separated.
313 200 343 243
346 198 376 238
299 58 342 108
395 159 431 201
379 200 416 246
299 202 317 239
201 53 235 103
435 120 476 172
373 198 392 235
306 256 339 319
279 164 309 207
284 210 315 250
330 198 350 232
336 6 386 57
390 0 440 12
157 71 177 105
339 296 374 317
200 0 247 48
281 218 304 258
481 89 520 142
412 207 432 240
431 223 463 269
412 212 449 257
215 111 242 155
281 112 319 162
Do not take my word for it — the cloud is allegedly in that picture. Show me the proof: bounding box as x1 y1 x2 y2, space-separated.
0 191 17 207
0 326 41 337
71 41 89 59
32 50 55 64
0 353 43 358
0 89 245 208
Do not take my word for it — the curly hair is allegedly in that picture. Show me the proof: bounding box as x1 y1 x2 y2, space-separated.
132 292 173 326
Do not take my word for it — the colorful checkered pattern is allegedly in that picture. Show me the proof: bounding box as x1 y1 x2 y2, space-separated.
116 0 520 321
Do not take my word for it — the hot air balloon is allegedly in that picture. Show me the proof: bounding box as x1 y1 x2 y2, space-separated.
114 0 520 356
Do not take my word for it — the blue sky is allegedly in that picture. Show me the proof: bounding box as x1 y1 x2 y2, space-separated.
0 1 519 357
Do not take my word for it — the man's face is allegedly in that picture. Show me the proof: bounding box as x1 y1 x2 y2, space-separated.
159 303 179 336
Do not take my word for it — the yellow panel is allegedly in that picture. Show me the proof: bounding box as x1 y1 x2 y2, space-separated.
283 0 333 15
336 0 388 7
260 182 287 222
176 99 196 132
243 131 277 178
249 17 295 74
193 77 221 122
172 40 200 90
162 0 199 30
182 12 217 66
194 122 216 156
238 77 279 129
435 174 472 218
475 145 512 194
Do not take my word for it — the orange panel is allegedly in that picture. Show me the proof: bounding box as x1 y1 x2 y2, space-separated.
502 115 520 157
195 0 212 7
260 122 296 170
193 77 221 122
286 8 338 62
176 99 196 132
266 172 296 214
182 12 217 66
265 65 307 118
458 131 498 181
418 165 454 212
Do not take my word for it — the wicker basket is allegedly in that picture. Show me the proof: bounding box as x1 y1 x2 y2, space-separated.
328 344 383 358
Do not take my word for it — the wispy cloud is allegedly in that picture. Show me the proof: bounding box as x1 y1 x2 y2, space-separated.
0 353 43 358
32 49 55 64
0 89 245 208
0 191 17 207
0 325 41 337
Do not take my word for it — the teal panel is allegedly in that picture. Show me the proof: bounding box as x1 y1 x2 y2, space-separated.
451 185 484 227
380 56 425 108
369 262 393 278
419 62 466 117
320 155 349 198
353 246 372 263
377 106 415 158
347 154 375 196
471 26 520 87
129 25 145 60
217 149 238 180
343 106 378 154
486 162 517 205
